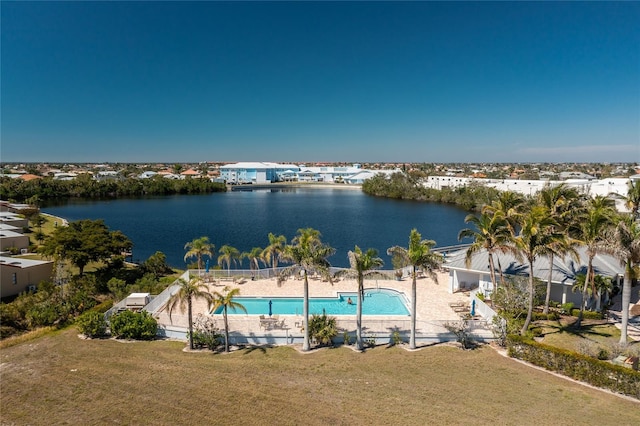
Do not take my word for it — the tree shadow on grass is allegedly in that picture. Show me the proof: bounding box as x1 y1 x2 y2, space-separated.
241 344 274 354
541 319 613 341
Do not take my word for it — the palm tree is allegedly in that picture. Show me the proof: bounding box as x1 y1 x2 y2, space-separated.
608 216 640 343
570 196 615 328
166 276 213 350
387 229 443 349
511 206 563 335
243 247 264 279
482 190 525 233
261 233 287 275
458 211 510 292
623 179 640 220
279 228 335 351
218 244 241 276
212 286 247 352
340 246 385 350
537 184 581 313
183 236 214 271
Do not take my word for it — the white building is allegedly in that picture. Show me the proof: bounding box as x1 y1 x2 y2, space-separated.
423 176 632 206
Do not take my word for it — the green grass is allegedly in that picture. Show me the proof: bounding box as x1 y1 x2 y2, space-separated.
1 328 638 425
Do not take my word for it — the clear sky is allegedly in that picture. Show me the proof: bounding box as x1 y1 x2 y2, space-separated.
2 1 639 164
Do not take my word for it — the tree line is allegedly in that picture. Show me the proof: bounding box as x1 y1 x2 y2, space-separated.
362 172 504 211
0 173 226 203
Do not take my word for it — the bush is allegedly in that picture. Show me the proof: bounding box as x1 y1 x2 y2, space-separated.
570 309 603 320
561 303 574 315
188 314 221 350
546 312 560 321
109 310 157 340
308 313 338 346
90 300 114 314
76 311 107 338
507 335 640 399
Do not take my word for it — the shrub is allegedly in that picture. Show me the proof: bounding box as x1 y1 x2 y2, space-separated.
561 303 574 315
569 309 603 320
188 314 221 350
90 300 114 314
391 330 402 346
308 313 338 346
444 320 476 350
109 310 157 340
342 330 351 346
546 312 560 321
76 311 107 338
507 335 640 399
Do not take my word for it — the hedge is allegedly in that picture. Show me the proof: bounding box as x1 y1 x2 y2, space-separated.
507 334 640 399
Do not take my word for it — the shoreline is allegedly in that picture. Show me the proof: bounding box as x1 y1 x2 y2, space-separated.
229 182 363 191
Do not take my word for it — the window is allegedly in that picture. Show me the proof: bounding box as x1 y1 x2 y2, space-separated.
12 273 17 285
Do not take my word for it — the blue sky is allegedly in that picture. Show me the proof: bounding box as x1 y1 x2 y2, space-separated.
2 1 639 164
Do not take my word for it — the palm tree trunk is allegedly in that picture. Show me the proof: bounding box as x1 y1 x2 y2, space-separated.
356 278 363 350
521 260 535 335
577 259 593 328
488 253 497 294
302 272 310 351
619 263 632 344
224 306 229 352
188 298 194 350
410 267 417 349
544 252 554 314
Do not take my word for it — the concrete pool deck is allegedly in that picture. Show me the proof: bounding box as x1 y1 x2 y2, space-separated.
154 270 493 344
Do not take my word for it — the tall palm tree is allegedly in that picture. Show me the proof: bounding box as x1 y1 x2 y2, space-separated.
218 244 241 276
279 228 335 351
184 236 214 271
537 184 581 313
570 196 615 328
511 206 562 335
212 286 247 352
608 216 640 343
166 276 213 350
243 247 264 279
387 229 443 349
340 246 385 350
261 233 287 275
623 180 640 220
458 211 510 292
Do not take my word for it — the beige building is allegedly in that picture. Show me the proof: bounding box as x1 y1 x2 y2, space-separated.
0 230 29 253
0 256 53 297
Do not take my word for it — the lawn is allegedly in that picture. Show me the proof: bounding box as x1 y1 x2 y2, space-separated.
537 317 639 355
1 328 638 425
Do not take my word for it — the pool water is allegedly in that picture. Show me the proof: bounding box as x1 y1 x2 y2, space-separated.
212 288 410 316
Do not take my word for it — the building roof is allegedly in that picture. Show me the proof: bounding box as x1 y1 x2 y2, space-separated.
445 246 622 285
0 256 53 268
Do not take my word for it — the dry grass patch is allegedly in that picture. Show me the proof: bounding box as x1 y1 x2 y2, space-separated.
1 329 638 425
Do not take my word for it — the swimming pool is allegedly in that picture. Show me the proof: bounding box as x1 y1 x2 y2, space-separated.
212 288 410 316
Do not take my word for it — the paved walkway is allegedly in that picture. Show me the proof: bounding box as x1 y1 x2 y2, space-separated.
607 285 640 342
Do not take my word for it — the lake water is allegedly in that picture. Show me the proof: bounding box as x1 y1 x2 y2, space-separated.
42 187 471 268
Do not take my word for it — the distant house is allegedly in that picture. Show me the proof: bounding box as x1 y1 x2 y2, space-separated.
180 169 201 178
138 171 158 179
0 256 54 297
94 171 122 181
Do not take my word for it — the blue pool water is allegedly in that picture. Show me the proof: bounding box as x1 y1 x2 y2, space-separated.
212 288 410 316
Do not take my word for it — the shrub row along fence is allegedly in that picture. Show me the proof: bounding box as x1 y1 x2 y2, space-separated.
507 335 640 400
